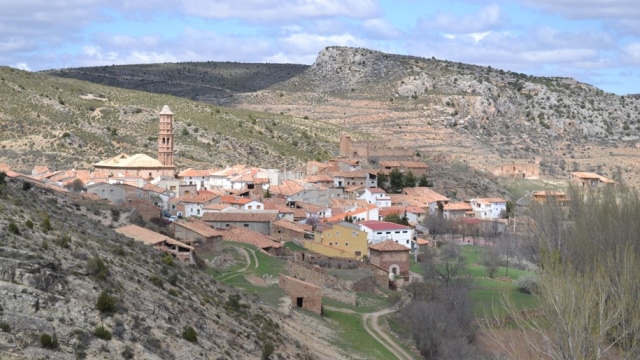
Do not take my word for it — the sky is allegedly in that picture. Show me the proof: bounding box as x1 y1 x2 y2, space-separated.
1 0 639 95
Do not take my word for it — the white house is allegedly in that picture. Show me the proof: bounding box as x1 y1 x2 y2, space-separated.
228 198 264 211
358 188 392 208
177 168 213 191
469 198 507 220
357 220 413 248
170 193 220 217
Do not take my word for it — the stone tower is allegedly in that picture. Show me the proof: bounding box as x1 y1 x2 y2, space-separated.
158 105 174 167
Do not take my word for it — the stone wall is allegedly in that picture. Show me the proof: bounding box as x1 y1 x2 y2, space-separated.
279 275 322 315
286 259 357 305
493 163 539 179
270 223 304 242
126 199 162 221
370 250 410 276
339 133 414 159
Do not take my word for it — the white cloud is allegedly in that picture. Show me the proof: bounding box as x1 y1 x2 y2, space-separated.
362 18 404 39
521 0 640 19
421 4 507 34
14 62 31 71
179 0 379 21
277 32 364 54
620 43 640 65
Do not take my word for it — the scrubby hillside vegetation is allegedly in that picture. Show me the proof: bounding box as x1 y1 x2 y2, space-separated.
0 66 339 173
0 175 325 359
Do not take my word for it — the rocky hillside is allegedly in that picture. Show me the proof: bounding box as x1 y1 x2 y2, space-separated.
0 66 339 173
0 176 341 359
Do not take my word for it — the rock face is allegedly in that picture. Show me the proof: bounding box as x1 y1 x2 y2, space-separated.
0 181 326 360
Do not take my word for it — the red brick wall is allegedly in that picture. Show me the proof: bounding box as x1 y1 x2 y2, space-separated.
279 275 322 315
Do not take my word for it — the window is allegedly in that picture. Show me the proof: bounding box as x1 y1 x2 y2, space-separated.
352 231 357 237
376 232 382 235
395 231 400 234
244 224 249 227
335 231 340 236
326 233 331 238
109 189 113 194
225 223 230 227
329 242 333 246
248 205 252 210
402 230 408 233
345 242 349 247
355 251 361 256
386 232 391 234
197 209 200 215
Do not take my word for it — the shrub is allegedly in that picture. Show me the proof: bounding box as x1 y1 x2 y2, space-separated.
182 326 197 343
96 290 117 314
261 341 274 360
25 220 34 229
110 208 120 222
8 222 20 235
87 257 110 281
149 275 163 288
168 289 179 297
40 333 59 349
0 322 10 333
515 275 538 294
162 254 174 266
22 181 32 191
121 345 135 359
41 217 52 232
94 325 112 340
56 234 71 248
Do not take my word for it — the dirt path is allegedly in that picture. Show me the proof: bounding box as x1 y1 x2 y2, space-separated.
363 308 415 360
218 246 255 282
329 306 415 360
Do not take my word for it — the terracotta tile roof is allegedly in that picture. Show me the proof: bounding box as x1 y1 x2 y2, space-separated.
269 180 305 196
324 205 377 223
474 198 507 204
570 172 616 183
330 171 366 178
329 198 369 209
0 163 11 172
357 220 411 231
443 202 473 211
302 175 334 183
368 240 410 251
399 161 428 168
229 197 255 205
32 165 49 175
211 165 248 177
403 187 449 205
264 203 295 214
171 192 219 204
379 206 425 217
203 203 233 210
532 190 566 196
115 225 193 250
295 201 325 213
344 185 364 192
367 188 387 194
174 219 221 238
178 168 214 177
216 227 282 249
94 153 164 168
254 177 270 185
202 212 278 222
281 275 321 289
272 219 312 233
142 183 168 194
416 238 429 245
379 160 402 167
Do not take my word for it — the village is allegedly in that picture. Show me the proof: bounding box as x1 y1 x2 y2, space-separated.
0 105 616 318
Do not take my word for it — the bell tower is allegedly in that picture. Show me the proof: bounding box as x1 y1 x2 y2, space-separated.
158 105 174 167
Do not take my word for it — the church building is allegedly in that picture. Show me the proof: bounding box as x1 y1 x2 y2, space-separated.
93 105 176 179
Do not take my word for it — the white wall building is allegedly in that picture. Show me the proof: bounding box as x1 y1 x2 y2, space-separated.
470 198 507 220
358 188 392 208
357 220 413 248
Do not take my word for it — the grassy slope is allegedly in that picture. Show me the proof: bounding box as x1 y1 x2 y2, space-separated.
0 66 342 172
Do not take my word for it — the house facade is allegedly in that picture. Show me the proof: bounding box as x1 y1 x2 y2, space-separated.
306 222 369 259
470 198 507 220
357 220 413 248
358 188 391 208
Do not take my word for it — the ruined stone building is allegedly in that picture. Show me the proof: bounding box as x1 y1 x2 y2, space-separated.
93 105 176 178
492 163 539 179
339 132 413 160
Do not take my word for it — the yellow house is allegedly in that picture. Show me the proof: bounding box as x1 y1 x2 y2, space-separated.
305 222 368 259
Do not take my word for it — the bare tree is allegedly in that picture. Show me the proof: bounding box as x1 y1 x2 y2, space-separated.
480 245 499 278
482 186 640 359
422 241 466 287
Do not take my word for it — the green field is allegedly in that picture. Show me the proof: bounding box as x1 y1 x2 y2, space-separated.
323 309 397 360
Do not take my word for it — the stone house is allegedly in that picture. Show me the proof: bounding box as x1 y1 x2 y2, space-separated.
368 240 410 280
169 192 220 217
214 226 283 254
270 219 312 241
202 211 278 235
402 187 450 214
279 275 322 315
380 161 429 177
173 219 223 254
532 190 570 206
126 198 162 221
570 172 616 187
442 202 474 219
115 224 194 264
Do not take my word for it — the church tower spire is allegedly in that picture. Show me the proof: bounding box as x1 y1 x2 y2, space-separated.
158 105 174 167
